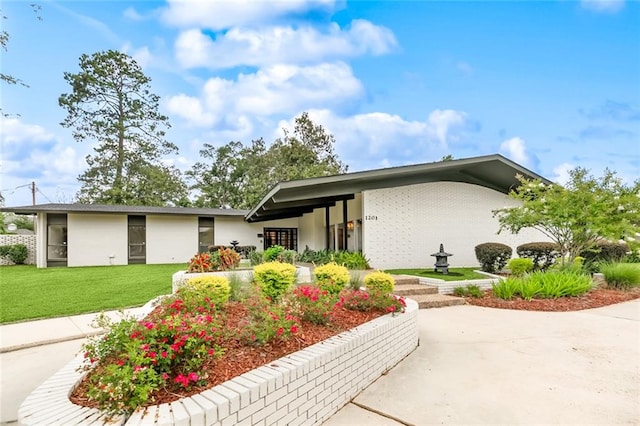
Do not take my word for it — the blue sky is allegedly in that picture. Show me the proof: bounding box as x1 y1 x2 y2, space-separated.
1 0 638 207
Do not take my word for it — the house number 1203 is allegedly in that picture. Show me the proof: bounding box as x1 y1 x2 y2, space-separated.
365 215 378 220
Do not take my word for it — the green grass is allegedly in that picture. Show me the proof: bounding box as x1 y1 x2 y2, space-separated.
384 267 487 281
0 264 185 324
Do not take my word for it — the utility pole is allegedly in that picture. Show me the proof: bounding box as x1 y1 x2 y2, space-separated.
32 181 36 205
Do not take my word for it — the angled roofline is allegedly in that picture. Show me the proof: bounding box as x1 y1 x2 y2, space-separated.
245 154 551 222
0 203 248 217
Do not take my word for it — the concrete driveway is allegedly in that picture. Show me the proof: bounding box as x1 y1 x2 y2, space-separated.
325 300 640 425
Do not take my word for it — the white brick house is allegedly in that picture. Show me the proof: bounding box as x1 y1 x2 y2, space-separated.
2 154 551 269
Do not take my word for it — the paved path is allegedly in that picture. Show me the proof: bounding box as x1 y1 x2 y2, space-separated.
1 300 639 425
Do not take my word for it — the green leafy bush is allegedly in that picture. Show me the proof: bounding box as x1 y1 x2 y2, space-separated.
249 250 263 266
264 245 285 262
492 278 520 300
516 242 560 271
475 242 512 273
364 271 395 294
465 284 483 298
453 286 467 297
314 262 350 294
600 263 640 289
581 241 630 264
507 258 534 276
0 244 28 264
334 251 371 269
299 247 370 269
277 249 297 264
184 275 231 307
253 261 297 302
528 270 592 298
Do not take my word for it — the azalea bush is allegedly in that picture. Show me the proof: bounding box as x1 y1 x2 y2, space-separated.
80 293 225 415
287 285 339 325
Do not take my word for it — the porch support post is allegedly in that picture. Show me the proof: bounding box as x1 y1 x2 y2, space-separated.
325 206 331 250
343 200 348 251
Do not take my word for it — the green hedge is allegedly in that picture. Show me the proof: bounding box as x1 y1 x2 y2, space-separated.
0 244 28 264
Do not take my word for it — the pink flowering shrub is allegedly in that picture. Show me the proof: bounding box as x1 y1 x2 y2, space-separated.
238 289 300 344
287 285 340 325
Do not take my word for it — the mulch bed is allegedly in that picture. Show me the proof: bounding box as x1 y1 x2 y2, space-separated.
70 303 384 408
464 286 640 312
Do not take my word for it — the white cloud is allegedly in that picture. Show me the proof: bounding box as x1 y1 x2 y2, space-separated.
166 62 364 127
580 0 625 13
121 43 153 68
161 0 336 30
500 136 531 167
175 20 396 70
274 108 472 168
0 118 55 144
551 162 575 185
123 6 144 21
426 110 468 145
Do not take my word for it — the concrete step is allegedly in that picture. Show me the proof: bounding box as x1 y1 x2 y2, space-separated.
391 275 421 286
394 283 438 296
409 294 466 309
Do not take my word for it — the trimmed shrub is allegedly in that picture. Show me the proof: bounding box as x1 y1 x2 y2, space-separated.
581 241 629 264
264 245 285 262
253 261 297 302
313 262 350 294
0 244 28 264
364 271 395 294
600 263 640 289
184 275 231 307
475 242 512 273
507 258 534 276
516 242 560 271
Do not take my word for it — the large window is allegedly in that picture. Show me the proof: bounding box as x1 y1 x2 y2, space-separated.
47 214 67 267
128 215 146 264
263 228 298 251
198 217 214 253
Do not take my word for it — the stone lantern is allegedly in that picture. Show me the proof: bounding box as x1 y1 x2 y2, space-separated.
431 243 453 274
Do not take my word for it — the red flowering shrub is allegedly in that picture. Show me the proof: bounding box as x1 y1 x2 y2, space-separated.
288 285 340 325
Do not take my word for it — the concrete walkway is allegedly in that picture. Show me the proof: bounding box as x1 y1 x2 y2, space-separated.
1 300 639 425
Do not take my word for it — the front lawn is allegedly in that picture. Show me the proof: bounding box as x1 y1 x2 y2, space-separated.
0 264 184 324
385 267 487 281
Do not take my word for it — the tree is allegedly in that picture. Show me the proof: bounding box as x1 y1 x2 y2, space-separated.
59 50 187 206
494 168 640 264
189 112 347 209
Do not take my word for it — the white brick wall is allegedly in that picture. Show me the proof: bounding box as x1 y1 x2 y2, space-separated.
0 234 36 265
19 299 419 426
363 181 550 269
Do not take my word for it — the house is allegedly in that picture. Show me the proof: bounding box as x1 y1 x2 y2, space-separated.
1 154 551 269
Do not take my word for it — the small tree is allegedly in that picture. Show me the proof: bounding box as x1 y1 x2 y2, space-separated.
494 168 639 264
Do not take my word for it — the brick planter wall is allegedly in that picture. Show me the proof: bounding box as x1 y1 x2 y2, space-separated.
19 298 419 426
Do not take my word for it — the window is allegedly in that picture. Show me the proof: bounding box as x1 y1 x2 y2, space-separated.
128 216 146 264
47 214 67 267
198 217 214 253
263 228 298 251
